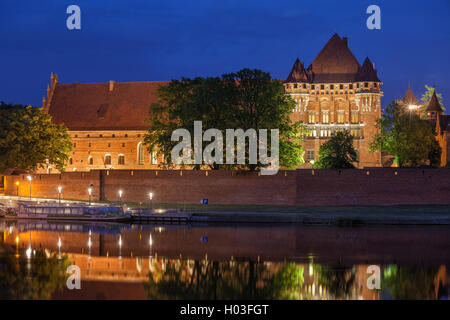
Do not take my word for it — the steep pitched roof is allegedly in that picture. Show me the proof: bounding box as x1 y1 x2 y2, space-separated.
426 90 443 112
402 85 419 106
286 58 309 83
356 57 381 82
47 81 168 131
307 34 361 83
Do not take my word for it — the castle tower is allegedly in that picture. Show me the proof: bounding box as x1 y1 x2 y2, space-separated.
284 34 383 168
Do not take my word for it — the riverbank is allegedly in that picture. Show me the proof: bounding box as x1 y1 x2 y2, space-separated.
189 209 450 225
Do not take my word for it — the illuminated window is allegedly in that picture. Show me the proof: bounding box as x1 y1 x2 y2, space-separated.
337 111 344 124
152 151 158 165
351 111 359 124
105 154 111 165
88 157 93 165
322 111 329 124
308 111 315 124
138 143 145 165
118 154 125 165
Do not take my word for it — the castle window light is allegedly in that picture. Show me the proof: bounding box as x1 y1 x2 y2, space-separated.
105 154 112 165
152 151 158 165
322 111 329 124
308 111 315 124
337 111 344 124
118 154 125 165
88 156 93 165
351 111 359 124
137 142 145 165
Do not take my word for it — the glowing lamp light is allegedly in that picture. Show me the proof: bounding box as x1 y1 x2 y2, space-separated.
58 186 62 193
88 188 92 195
15 236 19 244
27 175 32 181
149 192 153 201
408 105 417 110
26 247 32 258
119 190 123 197
15 181 19 186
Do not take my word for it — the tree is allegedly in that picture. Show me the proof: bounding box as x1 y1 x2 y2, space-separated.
370 102 441 167
314 131 357 169
144 68 306 171
421 85 444 111
0 103 72 173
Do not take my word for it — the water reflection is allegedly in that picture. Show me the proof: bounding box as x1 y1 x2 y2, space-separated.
0 220 449 300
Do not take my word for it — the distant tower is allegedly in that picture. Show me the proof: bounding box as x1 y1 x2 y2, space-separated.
426 90 442 120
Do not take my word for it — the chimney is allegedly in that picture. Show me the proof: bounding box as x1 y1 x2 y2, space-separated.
109 80 115 92
342 37 348 47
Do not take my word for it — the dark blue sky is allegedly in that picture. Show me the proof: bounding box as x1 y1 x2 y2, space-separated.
0 0 449 111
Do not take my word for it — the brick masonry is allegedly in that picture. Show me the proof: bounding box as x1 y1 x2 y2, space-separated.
4 168 450 206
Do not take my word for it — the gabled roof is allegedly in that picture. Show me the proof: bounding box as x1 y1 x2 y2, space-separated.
402 85 419 106
356 57 381 82
286 58 309 83
307 34 361 83
426 90 443 113
47 81 168 131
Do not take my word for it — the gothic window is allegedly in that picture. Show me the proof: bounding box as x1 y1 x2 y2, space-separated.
308 111 315 124
340 84 343 90
138 142 145 165
105 154 111 165
118 154 125 165
337 111 344 124
294 84 298 89
322 111 329 124
351 111 359 124
349 84 353 89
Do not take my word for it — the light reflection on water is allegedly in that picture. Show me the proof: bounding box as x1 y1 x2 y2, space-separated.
0 220 449 300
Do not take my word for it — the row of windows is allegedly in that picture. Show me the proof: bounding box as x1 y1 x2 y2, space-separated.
305 149 359 161
306 128 362 138
69 151 159 166
73 134 141 138
287 82 378 90
307 111 359 124
73 142 128 148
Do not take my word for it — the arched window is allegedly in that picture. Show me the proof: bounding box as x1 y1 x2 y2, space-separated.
152 151 158 165
88 156 93 165
105 154 111 165
137 142 145 165
118 154 125 165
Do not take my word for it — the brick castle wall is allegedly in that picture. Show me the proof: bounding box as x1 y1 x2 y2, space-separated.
4 168 450 206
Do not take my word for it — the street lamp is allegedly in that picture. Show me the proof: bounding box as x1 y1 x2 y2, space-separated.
27 175 32 200
15 181 19 197
149 192 153 212
119 190 123 204
57 186 62 205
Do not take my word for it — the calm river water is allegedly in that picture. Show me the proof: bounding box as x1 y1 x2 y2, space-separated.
0 220 449 300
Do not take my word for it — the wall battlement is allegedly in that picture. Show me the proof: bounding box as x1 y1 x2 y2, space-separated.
4 168 450 206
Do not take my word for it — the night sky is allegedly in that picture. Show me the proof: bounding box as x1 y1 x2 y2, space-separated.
0 0 449 111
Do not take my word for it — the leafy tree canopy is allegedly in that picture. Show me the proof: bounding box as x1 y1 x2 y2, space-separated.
0 103 72 173
421 85 444 111
144 68 306 171
314 130 357 169
370 102 441 167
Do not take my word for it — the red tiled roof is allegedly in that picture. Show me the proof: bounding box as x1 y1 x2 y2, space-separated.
307 34 361 83
48 81 168 131
286 34 381 84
